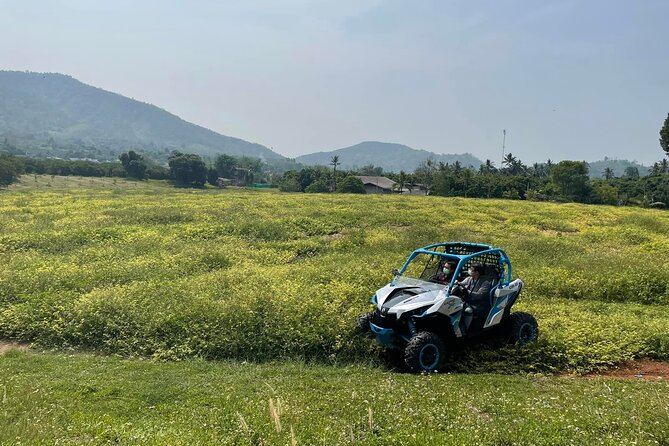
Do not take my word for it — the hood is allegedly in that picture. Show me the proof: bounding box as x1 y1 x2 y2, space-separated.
375 277 445 306
375 277 446 319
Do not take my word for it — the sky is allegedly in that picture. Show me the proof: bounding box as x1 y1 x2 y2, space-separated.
1 0 668 164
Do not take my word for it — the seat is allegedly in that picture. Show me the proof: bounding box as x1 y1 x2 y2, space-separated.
484 264 502 308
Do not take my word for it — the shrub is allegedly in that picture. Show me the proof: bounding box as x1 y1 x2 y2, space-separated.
119 151 147 179
0 152 22 187
336 176 365 194
1 189 668 372
304 180 328 193
168 152 207 186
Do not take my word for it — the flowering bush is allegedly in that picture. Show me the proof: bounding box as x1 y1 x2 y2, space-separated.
0 186 667 372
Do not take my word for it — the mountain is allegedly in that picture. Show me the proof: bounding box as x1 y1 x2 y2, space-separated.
0 71 284 162
295 141 483 173
587 158 649 178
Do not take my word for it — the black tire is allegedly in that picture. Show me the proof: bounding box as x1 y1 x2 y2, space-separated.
356 312 373 334
404 331 446 373
507 312 539 346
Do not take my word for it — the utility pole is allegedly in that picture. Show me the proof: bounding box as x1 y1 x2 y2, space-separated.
501 129 507 167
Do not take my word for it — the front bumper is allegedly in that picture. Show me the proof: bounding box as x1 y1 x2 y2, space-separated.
370 322 396 348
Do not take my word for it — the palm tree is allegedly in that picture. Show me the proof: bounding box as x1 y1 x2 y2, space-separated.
330 155 340 191
603 167 615 180
479 159 496 174
394 171 408 194
461 168 474 197
502 153 517 174
503 153 516 167
660 158 669 174
651 162 660 175
531 163 541 178
503 153 527 176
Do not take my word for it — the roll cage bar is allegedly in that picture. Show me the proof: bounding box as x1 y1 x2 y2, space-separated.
397 242 512 289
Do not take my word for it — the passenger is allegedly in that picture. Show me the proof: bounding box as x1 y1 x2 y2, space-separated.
454 264 492 316
434 261 457 284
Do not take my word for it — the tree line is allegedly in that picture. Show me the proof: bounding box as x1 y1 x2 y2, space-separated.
2 112 669 206
275 113 669 206
0 150 272 188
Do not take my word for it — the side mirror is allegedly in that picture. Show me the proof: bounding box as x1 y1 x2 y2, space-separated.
392 268 400 276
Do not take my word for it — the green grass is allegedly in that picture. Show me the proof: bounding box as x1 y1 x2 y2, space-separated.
2 177 669 444
6 174 172 191
1 349 668 446
1 178 668 373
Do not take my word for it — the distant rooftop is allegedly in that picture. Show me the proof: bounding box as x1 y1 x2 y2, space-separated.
354 176 396 190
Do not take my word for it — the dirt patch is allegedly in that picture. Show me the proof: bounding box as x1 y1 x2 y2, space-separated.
583 359 669 380
0 341 29 354
325 232 344 240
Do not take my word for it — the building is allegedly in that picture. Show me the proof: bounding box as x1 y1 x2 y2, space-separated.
354 176 397 194
354 176 429 195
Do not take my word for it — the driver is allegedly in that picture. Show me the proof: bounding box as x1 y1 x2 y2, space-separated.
453 264 492 316
434 260 457 284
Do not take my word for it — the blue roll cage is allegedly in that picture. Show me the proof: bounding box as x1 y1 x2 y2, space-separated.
397 242 512 290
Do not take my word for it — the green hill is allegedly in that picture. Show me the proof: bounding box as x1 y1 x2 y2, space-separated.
0 71 284 162
295 141 483 173
587 158 649 178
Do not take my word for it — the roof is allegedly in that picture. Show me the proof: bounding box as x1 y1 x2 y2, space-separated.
353 176 396 190
414 242 499 258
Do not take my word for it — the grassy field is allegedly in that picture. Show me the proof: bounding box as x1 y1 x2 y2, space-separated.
1 348 668 445
6 174 170 191
1 176 668 373
2 176 669 444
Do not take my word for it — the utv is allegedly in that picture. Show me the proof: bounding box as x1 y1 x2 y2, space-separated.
357 242 538 373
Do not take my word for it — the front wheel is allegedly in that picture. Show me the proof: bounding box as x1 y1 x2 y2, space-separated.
507 312 539 346
404 331 446 373
356 312 374 334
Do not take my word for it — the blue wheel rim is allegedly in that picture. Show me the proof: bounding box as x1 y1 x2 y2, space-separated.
418 343 440 371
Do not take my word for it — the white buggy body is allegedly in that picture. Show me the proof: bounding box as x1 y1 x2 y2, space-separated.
359 242 537 373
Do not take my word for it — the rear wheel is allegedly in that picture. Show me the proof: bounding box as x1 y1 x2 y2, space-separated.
507 312 539 346
404 331 446 373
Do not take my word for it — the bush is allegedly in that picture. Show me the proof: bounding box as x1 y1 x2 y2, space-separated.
145 164 170 180
0 190 668 372
168 152 207 186
279 171 301 192
0 152 23 187
304 180 328 193
336 176 365 194
119 151 147 179
590 180 618 205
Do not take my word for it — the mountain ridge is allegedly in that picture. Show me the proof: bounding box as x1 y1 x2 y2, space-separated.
0 70 284 162
295 141 484 173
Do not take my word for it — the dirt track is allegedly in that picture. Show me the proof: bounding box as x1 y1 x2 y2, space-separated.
1 340 667 380
0 341 28 354
583 359 669 380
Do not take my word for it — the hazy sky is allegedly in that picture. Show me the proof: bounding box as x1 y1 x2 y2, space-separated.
2 0 668 163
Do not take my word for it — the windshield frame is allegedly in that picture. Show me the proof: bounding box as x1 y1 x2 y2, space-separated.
397 252 459 283
397 247 512 290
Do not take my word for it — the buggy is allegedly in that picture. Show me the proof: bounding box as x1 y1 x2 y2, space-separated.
357 242 538 372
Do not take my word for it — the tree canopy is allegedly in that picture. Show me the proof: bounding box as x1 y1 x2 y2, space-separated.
661 112 669 157
119 151 147 179
168 151 207 186
0 152 23 187
550 161 590 201
336 176 365 194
